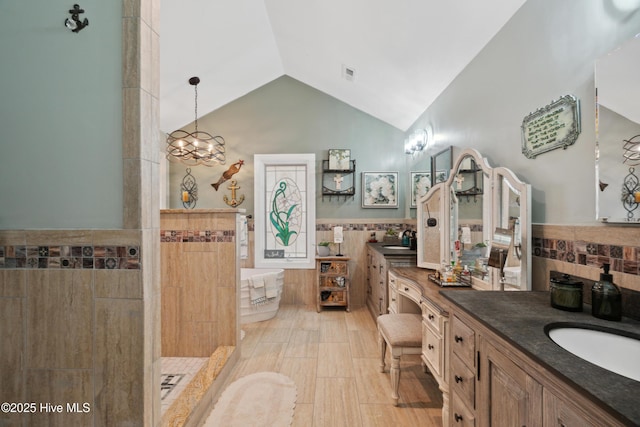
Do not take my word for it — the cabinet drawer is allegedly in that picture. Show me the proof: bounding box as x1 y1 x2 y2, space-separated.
397 279 421 305
451 315 475 368
421 299 443 334
388 273 397 291
389 288 398 314
451 353 475 409
451 391 476 427
422 322 442 377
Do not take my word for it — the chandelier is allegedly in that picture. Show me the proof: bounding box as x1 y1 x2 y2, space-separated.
166 77 226 167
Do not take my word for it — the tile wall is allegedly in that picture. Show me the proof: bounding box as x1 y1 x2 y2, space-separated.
0 229 145 426
532 224 640 292
160 210 240 358
242 220 640 308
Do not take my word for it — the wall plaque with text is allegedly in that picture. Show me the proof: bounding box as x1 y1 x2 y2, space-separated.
521 95 581 159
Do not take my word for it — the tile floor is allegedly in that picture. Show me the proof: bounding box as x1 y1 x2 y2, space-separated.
204 304 444 426
160 356 208 415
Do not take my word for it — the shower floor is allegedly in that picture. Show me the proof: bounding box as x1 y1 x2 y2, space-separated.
160 357 209 416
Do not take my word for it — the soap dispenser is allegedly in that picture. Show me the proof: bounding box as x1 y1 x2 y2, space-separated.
591 263 622 321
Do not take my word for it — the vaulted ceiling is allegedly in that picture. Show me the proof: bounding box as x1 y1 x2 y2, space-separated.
160 0 526 133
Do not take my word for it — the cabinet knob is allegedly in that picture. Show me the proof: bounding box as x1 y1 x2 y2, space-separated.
454 335 463 343
454 413 463 422
404 287 409 291
454 375 463 383
428 314 435 320
428 344 434 350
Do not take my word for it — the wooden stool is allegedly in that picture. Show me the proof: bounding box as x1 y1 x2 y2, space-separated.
377 313 423 406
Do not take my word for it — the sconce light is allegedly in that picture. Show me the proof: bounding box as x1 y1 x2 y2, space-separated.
65 4 89 33
404 127 431 155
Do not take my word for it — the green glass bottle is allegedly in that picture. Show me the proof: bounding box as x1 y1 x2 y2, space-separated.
591 263 622 321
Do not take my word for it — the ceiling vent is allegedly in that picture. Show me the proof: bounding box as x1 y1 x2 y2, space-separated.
342 65 355 82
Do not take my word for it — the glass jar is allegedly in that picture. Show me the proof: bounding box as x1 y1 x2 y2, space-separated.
550 274 583 312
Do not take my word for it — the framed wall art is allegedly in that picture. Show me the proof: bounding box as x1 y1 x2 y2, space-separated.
521 94 580 159
328 149 351 170
362 172 398 208
410 171 431 208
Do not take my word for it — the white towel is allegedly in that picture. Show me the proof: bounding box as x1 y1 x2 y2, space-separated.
264 274 278 299
240 215 249 259
461 226 472 244
250 274 265 288
249 275 267 305
249 285 266 305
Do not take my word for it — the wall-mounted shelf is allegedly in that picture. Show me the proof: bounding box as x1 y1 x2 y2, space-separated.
455 160 483 202
322 159 356 201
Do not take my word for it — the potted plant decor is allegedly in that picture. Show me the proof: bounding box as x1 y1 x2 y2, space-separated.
317 242 331 257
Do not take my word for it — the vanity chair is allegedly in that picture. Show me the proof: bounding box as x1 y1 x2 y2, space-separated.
377 313 423 406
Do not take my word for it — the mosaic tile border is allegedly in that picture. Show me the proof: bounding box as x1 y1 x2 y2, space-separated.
0 245 140 270
315 222 410 231
160 230 236 243
533 238 639 276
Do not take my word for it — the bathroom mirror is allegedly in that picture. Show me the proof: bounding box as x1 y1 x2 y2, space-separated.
493 167 531 291
417 147 532 291
595 34 640 223
446 148 493 283
432 146 453 185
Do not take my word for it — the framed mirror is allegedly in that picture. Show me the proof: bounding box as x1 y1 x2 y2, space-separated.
432 146 452 185
417 183 445 270
595 35 640 223
446 148 493 286
417 147 532 291
493 167 531 291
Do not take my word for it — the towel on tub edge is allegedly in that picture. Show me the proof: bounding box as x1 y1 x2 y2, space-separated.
249 274 267 305
250 273 278 305
264 274 278 299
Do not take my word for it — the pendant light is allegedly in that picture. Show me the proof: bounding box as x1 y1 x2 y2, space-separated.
166 77 226 167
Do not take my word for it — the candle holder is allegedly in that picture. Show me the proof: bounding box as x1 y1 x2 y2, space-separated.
180 168 198 209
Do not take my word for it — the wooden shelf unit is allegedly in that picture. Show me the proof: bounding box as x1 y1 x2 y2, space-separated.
316 256 351 312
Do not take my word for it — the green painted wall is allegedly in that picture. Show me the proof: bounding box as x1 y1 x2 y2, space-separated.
168 76 415 219
405 0 640 224
0 2 122 229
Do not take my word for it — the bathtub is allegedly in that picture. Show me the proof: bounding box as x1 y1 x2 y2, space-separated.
240 268 285 324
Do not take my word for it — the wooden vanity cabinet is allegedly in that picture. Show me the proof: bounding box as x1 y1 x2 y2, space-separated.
543 390 613 427
479 338 542 426
421 295 451 427
366 246 415 318
421 298 444 379
448 310 626 427
367 247 387 317
450 315 477 426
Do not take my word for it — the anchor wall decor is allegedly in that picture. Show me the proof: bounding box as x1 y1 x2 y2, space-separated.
223 180 245 207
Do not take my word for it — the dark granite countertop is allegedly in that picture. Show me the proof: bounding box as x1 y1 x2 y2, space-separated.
441 290 640 426
367 242 417 258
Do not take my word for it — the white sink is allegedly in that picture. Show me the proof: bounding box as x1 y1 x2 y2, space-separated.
383 245 410 250
546 323 640 382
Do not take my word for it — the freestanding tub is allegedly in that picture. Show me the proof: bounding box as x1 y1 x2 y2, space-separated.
240 268 285 324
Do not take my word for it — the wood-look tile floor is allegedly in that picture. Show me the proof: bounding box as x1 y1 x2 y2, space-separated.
213 304 443 427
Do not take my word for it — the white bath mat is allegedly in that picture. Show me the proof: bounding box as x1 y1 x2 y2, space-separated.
203 372 297 427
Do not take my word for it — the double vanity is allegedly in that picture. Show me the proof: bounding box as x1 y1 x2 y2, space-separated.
375 260 640 426
367 147 640 426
